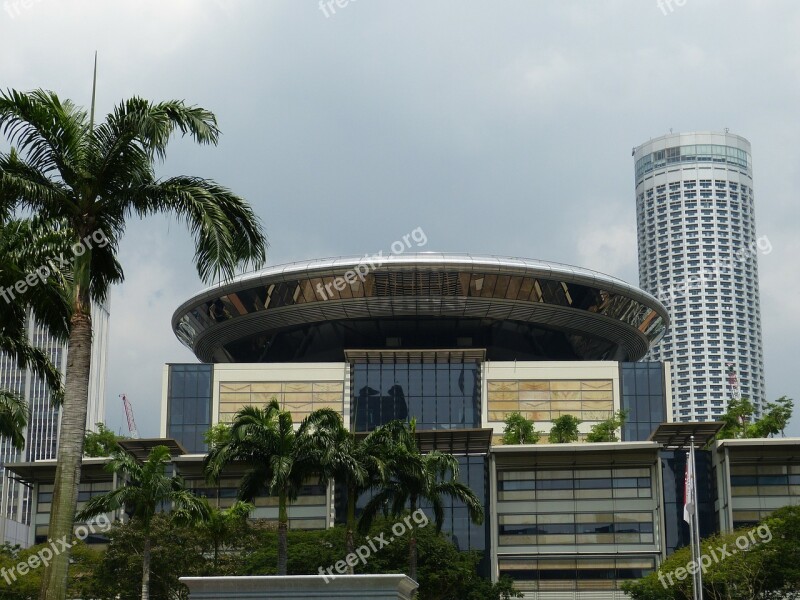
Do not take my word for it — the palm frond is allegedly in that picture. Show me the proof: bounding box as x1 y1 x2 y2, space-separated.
0 333 63 405
127 176 266 282
0 150 73 215
75 486 129 521
0 390 27 449
0 88 87 185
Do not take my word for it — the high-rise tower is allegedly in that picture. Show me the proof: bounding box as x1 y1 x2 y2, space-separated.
0 302 109 542
633 132 765 422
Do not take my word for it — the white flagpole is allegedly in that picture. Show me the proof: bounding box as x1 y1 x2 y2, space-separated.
685 447 698 600
691 436 704 600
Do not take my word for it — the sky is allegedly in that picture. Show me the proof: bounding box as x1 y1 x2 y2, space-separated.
2 0 799 437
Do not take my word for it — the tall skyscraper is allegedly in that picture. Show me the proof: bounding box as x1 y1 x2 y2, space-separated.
633 131 766 422
0 302 109 543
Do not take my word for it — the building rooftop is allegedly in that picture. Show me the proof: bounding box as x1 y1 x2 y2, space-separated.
172 253 668 364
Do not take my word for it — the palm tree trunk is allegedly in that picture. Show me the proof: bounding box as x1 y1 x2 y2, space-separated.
40 293 92 600
142 535 152 600
278 491 288 575
346 483 356 575
409 496 418 582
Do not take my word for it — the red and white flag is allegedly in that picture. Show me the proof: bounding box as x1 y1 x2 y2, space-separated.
684 451 695 524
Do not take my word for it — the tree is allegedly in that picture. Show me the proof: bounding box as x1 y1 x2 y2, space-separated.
77 445 210 600
548 414 581 443
195 500 254 570
86 514 209 600
203 422 232 450
621 505 800 600
204 400 329 575
310 415 394 572
359 420 484 582
748 396 793 438
716 397 756 440
501 411 540 445
84 422 124 456
244 519 520 600
0 541 101 599
716 396 794 440
586 410 628 443
0 88 267 600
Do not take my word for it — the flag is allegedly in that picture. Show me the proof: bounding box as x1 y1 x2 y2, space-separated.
684 450 695 524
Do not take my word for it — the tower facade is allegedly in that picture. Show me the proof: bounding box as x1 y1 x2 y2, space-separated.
0 302 109 537
633 132 766 422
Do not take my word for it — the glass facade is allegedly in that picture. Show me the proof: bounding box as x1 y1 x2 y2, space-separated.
351 361 480 432
350 357 487 557
729 464 800 528
660 449 715 555
223 317 629 364
431 455 486 552
620 362 666 441
635 144 751 181
496 460 659 591
499 556 656 593
354 454 488 556
167 364 213 453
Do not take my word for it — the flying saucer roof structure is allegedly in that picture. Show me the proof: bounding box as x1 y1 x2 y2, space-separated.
172 254 668 364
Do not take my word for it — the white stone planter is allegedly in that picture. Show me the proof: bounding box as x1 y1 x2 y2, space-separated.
180 574 418 600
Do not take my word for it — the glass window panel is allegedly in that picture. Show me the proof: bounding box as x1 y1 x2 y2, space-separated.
381 364 395 395
635 368 650 394
408 366 422 396
170 372 186 398
436 397 450 424
421 367 436 397
171 397 184 425
578 478 612 489
436 365 450 396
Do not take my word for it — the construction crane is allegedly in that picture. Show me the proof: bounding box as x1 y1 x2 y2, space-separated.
120 393 140 439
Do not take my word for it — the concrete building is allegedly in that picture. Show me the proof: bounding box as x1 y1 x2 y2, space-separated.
633 132 766 421
8 255 798 599
0 301 110 544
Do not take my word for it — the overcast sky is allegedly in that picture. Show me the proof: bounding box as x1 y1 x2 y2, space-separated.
2 0 799 437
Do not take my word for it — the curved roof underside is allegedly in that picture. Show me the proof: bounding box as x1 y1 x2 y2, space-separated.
172 254 669 363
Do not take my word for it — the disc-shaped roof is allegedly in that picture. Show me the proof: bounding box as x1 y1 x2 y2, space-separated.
172 254 668 363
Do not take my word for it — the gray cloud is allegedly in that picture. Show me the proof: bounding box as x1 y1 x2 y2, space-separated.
2 0 798 435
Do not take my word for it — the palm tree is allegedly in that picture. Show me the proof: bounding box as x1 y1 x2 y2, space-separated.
196 500 254 571
310 415 394 573
0 88 266 600
77 445 210 600
204 400 328 575
359 420 484 582
0 216 70 448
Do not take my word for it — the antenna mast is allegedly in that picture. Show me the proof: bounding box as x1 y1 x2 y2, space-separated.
89 51 98 130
